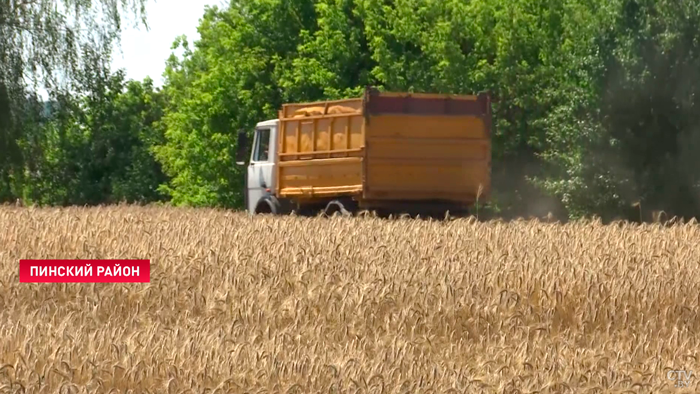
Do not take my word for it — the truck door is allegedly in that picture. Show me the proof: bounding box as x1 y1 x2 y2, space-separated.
246 127 275 213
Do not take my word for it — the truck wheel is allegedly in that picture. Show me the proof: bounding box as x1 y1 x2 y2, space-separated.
324 200 353 217
255 196 281 215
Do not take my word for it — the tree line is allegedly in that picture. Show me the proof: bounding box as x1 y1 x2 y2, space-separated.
2 0 700 222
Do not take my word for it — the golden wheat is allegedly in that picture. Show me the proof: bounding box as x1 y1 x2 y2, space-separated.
1 205 699 393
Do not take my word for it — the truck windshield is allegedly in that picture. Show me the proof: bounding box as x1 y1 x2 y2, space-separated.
253 128 270 162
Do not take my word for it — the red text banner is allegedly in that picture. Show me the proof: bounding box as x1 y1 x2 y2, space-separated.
19 259 150 283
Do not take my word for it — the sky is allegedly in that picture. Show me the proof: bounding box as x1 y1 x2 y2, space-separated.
110 0 224 87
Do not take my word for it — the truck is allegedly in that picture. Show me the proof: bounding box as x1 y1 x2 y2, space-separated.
235 86 492 218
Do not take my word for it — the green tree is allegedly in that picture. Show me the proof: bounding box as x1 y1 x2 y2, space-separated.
537 0 700 221
0 0 148 201
145 0 700 221
16 67 168 206
155 0 591 215
154 1 321 207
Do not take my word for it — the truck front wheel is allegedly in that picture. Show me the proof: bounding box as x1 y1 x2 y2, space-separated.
255 196 281 215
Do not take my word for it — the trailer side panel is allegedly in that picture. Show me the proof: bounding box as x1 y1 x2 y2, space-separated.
364 92 492 206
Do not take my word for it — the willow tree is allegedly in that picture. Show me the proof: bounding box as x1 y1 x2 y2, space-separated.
0 0 148 200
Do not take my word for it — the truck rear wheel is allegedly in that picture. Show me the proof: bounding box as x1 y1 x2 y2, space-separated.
324 199 355 217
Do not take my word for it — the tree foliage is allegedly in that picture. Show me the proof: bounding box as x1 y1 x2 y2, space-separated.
4 0 700 222
14 68 167 205
0 0 147 199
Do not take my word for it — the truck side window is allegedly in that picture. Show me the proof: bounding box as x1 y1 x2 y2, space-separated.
253 128 270 162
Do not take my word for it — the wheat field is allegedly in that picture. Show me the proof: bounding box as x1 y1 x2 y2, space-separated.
1 205 700 393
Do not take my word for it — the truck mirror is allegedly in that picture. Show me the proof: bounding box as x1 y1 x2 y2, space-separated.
235 131 248 165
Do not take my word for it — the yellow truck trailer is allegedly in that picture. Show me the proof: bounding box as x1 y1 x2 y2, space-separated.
235 86 492 217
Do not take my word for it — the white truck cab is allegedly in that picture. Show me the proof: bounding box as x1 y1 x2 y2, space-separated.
236 119 279 214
